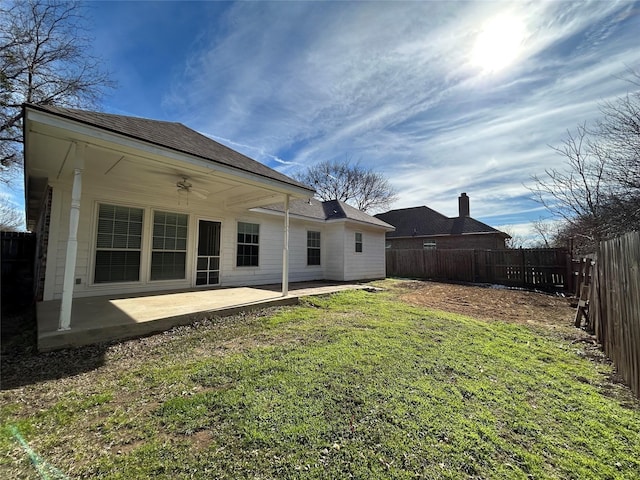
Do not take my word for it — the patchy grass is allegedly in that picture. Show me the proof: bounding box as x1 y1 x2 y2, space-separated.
1 283 639 479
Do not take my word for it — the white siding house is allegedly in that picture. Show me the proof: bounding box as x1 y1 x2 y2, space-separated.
23 104 394 332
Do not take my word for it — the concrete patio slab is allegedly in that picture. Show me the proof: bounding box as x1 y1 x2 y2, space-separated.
37 282 374 351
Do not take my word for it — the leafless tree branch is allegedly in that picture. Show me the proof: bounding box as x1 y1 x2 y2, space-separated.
294 156 398 213
1 0 115 180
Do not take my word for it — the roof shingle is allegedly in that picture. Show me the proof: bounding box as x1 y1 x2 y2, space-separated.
374 205 506 237
259 198 394 230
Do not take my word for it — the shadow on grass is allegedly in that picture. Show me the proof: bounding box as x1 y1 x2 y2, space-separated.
1 305 106 390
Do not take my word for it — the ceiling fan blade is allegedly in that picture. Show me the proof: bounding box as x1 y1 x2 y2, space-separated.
192 190 208 200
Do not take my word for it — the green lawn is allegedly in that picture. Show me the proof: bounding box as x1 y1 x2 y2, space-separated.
1 283 639 479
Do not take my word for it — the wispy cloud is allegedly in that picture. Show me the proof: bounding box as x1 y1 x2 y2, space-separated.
86 0 640 237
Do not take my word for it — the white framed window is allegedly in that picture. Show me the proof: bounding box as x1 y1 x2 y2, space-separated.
150 211 188 280
94 204 143 283
307 231 321 266
423 241 437 250
355 232 363 253
237 222 259 267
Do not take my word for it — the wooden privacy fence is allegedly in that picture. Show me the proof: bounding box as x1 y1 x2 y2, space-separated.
1 231 36 313
582 231 640 397
386 248 572 291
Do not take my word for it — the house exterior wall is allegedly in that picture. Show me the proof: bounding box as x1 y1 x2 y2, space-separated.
386 234 506 250
343 225 387 281
324 223 346 281
43 176 386 300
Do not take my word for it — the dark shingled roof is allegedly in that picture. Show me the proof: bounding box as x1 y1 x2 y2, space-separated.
25 103 314 193
374 205 507 238
259 198 394 230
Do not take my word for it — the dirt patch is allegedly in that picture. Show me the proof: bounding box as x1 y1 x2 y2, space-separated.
396 280 576 330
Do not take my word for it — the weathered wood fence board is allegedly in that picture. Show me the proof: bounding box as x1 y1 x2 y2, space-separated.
585 232 640 397
1 231 36 313
386 248 571 291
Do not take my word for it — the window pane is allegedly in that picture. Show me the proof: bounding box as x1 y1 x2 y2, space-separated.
100 204 116 218
96 233 112 249
113 220 129 235
308 248 321 266
153 223 164 237
113 234 129 249
150 252 186 280
97 218 112 234
94 250 140 283
210 257 219 270
307 231 320 248
128 235 142 249
152 211 188 252
197 257 208 270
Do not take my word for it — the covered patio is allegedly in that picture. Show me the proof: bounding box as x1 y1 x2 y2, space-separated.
37 282 374 351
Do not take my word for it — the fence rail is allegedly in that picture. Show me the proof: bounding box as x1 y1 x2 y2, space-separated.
386 248 571 291
582 232 640 397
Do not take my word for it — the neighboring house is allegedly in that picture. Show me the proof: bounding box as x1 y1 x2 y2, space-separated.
23 104 394 329
375 193 509 250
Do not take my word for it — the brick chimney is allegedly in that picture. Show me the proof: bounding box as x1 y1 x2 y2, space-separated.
458 192 470 217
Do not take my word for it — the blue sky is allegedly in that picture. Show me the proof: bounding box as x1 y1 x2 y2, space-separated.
6 1 640 239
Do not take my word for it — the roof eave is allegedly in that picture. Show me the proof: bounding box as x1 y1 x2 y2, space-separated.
389 231 505 239
23 104 315 198
326 217 396 231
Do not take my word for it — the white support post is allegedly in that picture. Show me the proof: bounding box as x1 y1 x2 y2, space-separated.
58 143 84 331
282 194 290 297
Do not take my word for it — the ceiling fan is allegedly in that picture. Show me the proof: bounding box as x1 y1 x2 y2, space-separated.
176 176 209 200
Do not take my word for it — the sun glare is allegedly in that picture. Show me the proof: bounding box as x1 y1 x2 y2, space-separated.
471 14 525 73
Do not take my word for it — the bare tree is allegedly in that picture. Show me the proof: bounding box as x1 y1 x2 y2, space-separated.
531 219 559 248
0 201 24 231
295 158 398 213
597 90 640 192
528 124 613 252
528 72 640 253
530 124 609 224
499 225 527 249
0 0 114 180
